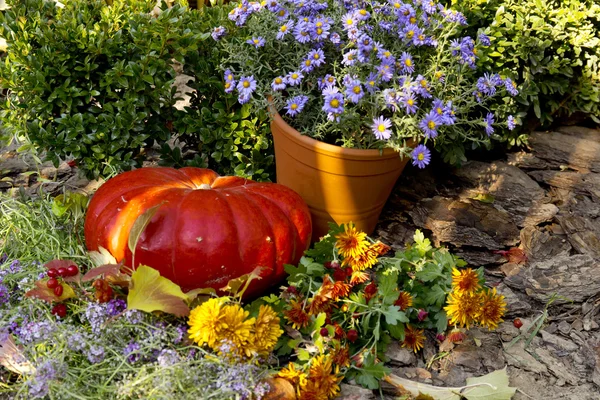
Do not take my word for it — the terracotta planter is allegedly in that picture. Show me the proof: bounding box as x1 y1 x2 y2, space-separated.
270 108 411 242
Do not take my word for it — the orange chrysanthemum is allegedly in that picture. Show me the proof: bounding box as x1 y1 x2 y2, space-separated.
298 381 329 400
346 248 378 271
308 294 332 315
335 223 369 259
349 271 370 286
370 241 391 256
394 291 413 311
402 325 425 353
331 343 351 368
477 288 506 330
308 355 343 399
331 281 351 301
451 268 481 294
444 291 481 328
284 299 310 329
447 328 466 343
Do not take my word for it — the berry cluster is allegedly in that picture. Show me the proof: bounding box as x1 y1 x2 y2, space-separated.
46 265 78 297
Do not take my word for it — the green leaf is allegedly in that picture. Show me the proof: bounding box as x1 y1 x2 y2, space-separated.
382 305 409 325
424 284 447 307
413 230 432 256
416 262 444 282
387 322 405 340
355 362 390 390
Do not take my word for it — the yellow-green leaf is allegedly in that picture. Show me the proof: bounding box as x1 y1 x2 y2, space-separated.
127 265 190 317
128 202 165 255
220 266 264 297
25 280 76 303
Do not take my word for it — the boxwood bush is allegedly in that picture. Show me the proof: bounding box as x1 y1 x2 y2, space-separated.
0 0 201 178
450 0 600 143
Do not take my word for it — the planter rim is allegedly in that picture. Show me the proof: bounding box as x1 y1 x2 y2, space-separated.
268 104 405 161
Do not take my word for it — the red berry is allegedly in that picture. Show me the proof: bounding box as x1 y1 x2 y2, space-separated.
324 261 333 269
347 329 359 343
47 268 58 278
66 265 79 276
57 267 67 277
513 318 523 329
333 268 347 282
320 327 329 337
286 286 298 295
54 284 64 297
51 303 67 318
330 261 340 269
46 278 59 289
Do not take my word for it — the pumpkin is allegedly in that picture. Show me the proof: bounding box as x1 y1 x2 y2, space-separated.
84 167 312 297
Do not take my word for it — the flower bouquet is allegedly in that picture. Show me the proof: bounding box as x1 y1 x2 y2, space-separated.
215 0 520 166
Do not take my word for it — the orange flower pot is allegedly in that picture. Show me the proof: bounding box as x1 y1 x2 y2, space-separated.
270 108 411 242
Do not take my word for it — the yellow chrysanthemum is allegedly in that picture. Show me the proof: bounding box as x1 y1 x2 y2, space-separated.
444 291 481 328
251 305 283 356
477 288 506 330
299 380 330 400
187 298 227 348
218 304 255 352
307 355 343 399
335 223 369 259
346 247 378 272
278 362 308 389
451 268 481 294
402 324 425 353
349 270 370 286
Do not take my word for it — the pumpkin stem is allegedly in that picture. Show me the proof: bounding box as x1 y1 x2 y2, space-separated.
196 183 212 190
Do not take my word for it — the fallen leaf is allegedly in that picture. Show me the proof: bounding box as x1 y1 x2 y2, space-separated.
127 265 189 317
471 193 495 204
262 377 296 400
493 248 527 265
0 334 34 375
184 287 216 303
88 246 117 267
220 266 264 297
384 368 516 400
25 280 76 303
81 263 130 288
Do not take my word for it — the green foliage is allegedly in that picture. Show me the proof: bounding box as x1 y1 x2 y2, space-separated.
451 0 600 140
164 5 275 181
0 0 200 178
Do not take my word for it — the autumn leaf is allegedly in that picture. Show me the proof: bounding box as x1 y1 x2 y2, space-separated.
82 263 130 287
220 266 264 297
0 334 34 375
493 248 527 265
184 287 216 303
127 265 190 317
88 246 117 267
43 259 82 283
384 368 516 400
25 279 76 303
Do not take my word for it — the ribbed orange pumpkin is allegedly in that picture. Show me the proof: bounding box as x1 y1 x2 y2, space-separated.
84 167 312 297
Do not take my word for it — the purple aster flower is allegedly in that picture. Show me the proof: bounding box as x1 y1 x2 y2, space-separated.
330 32 341 45
285 71 304 86
157 349 180 367
442 101 456 125
432 98 446 118
307 48 325 67
124 341 142 363
364 72 379 94
300 58 316 73
224 81 235 94
265 0 279 12
484 113 495 136
271 76 286 91
277 20 295 40
285 95 309 117
322 87 344 114
342 12 357 31
419 111 443 138
311 20 331 41
87 345 105 364
211 26 227 41
377 61 395 82
293 21 312 44
237 75 256 97
422 0 437 14
238 93 251 104
401 24 421 42
377 48 395 63
345 79 364 103
412 144 431 168
504 77 519 96
224 70 234 83
357 34 374 54
507 115 517 131
400 92 418 114
442 9 467 25
399 52 415 74
384 89 400 111
379 20 395 32
415 75 432 98
223 70 235 93
318 74 336 90
371 116 393 140
246 37 265 48
342 50 358 66
478 33 491 46
476 73 500 96
354 8 371 21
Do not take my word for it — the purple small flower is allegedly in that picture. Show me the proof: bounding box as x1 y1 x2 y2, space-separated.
400 92 418 114
173 324 188 345
342 12 356 31
364 72 379 94
277 20 295 40
124 341 142 363
357 34 374 54
124 309 144 325
415 75 432 98
285 71 304 86
17 321 56 344
67 331 89 352
85 303 111 334
384 89 400 111
300 58 315 73
330 32 341 45
285 95 309 117
412 144 431 169
307 48 326 67
417 309 429 321
442 9 467 25
157 349 180 367
478 33 491 46
342 50 358 66
371 116 393 140
345 79 364 104
507 115 517 131
419 111 443 138
0 283 9 305
9 259 21 273
271 76 286 91
377 48 395 63
211 26 227 41
484 113 495 136
87 345 105 364
377 61 395 82
246 37 265 48
504 77 519 96
400 52 415 74
293 21 311 44
322 87 344 114
354 8 371 21
106 298 126 317
237 75 256 97
311 20 330 41
27 359 66 399
0 253 7 264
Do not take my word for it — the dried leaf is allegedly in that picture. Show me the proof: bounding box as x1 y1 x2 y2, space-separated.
127 265 190 317
220 266 264 297
472 193 495 204
128 202 165 255
88 246 117 267
493 248 527 265
81 263 130 287
0 334 34 375
25 280 76 303
263 377 297 400
384 368 516 400
184 287 216 303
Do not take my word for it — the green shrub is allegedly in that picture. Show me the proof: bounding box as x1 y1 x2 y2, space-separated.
164 4 275 181
0 0 200 178
450 0 600 142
